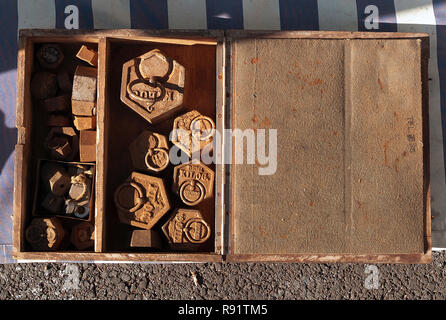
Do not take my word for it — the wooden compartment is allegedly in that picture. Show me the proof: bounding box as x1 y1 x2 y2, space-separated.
14 35 100 257
97 34 225 261
13 30 225 262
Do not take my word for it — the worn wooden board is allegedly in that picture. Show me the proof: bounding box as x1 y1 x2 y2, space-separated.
228 32 431 263
14 251 222 262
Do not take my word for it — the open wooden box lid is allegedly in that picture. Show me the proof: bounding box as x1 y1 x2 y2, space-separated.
226 31 431 263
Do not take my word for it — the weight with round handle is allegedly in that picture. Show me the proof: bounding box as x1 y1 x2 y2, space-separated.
114 181 146 213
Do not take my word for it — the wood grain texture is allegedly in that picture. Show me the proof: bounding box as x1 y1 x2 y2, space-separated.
95 37 108 252
226 30 429 39
226 252 431 264
214 40 225 255
13 35 33 255
19 29 218 45
13 251 222 262
228 33 431 263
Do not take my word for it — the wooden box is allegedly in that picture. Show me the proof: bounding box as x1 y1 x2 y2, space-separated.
13 30 431 263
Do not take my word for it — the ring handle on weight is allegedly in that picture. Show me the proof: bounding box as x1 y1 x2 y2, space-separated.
71 183 89 201
183 218 211 244
74 206 90 219
190 115 215 141
179 180 205 206
144 148 169 172
114 181 146 213
70 174 89 201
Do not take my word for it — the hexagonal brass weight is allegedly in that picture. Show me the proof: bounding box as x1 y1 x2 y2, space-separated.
25 217 65 251
171 110 215 157
162 208 211 250
36 44 64 70
173 162 214 206
129 130 170 172
31 71 58 100
44 127 79 161
41 192 64 214
120 49 185 124
114 172 171 230
40 162 71 196
70 222 94 250
40 94 70 113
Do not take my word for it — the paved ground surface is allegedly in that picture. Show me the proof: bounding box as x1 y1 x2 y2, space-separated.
0 251 445 300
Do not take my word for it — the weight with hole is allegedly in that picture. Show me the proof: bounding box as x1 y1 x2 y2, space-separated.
129 130 170 172
120 49 185 124
173 162 214 206
114 172 171 230
161 208 211 250
171 110 215 157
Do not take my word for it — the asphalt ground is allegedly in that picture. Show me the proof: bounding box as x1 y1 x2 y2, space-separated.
0 251 445 300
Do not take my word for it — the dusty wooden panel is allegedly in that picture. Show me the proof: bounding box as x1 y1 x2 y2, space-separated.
214 40 225 256
225 252 431 264
95 37 108 252
13 252 222 262
230 36 430 259
227 30 430 40
20 29 219 45
13 36 34 254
